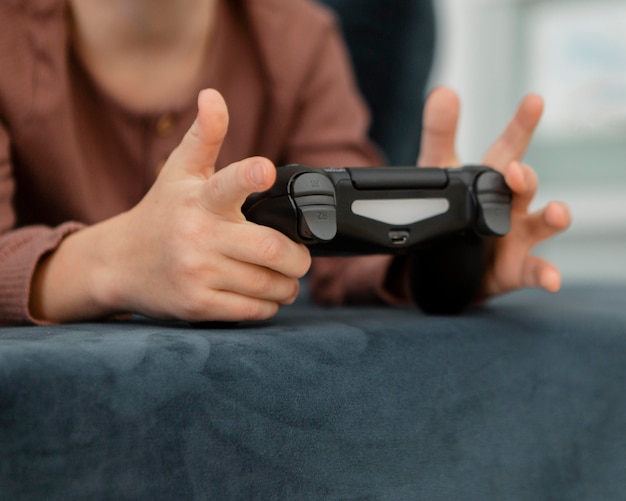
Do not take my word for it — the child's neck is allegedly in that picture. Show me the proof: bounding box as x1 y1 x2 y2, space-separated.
69 0 218 112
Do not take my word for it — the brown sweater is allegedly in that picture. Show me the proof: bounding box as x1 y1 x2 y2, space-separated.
0 0 406 325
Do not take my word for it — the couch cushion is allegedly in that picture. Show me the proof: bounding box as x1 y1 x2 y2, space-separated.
1 285 625 499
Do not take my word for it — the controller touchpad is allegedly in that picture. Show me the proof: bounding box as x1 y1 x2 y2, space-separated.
351 199 450 225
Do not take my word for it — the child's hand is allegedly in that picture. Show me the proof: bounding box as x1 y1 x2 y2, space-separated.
111 89 313 321
31 89 311 323
417 87 571 299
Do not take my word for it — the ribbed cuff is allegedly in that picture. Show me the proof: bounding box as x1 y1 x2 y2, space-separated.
0 222 84 325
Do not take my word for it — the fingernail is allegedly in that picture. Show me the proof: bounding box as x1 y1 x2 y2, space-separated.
249 161 266 186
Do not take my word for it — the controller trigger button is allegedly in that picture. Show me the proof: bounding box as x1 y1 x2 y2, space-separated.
298 206 337 242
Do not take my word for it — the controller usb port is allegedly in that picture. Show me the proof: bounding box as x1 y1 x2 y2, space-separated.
389 230 410 245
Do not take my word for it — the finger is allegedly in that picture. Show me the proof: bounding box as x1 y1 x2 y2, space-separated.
200 156 276 219
522 255 562 293
482 94 544 170
183 289 281 322
417 86 461 167
524 201 572 245
164 88 229 180
504 161 539 213
216 221 312 279
211 257 301 305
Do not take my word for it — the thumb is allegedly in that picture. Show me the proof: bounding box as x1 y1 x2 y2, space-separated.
164 88 229 179
417 86 461 168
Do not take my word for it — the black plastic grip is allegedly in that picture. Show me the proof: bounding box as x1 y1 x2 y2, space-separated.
348 167 448 190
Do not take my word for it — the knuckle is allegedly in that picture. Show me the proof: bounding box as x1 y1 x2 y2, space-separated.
521 163 539 188
241 300 278 322
250 269 275 296
281 280 301 305
264 302 281 320
258 233 285 264
174 250 203 279
295 249 312 277
176 290 212 321
242 301 264 321
173 215 205 245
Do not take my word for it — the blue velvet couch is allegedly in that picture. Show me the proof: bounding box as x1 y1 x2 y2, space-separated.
2 285 626 499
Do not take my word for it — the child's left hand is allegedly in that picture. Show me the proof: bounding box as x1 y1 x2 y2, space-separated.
417 87 572 299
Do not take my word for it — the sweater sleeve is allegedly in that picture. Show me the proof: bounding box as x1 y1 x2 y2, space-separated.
281 15 413 307
0 121 84 325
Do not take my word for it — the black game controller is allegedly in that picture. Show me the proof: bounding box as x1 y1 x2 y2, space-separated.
243 164 512 313
243 164 511 253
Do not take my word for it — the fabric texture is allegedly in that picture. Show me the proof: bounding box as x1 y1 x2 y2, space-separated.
0 0 402 324
1 285 625 500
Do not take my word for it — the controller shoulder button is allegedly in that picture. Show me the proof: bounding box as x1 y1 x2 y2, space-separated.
475 171 512 236
476 170 509 195
291 172 335 197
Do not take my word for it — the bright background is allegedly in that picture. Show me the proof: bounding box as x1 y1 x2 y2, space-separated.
431 0 626 284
